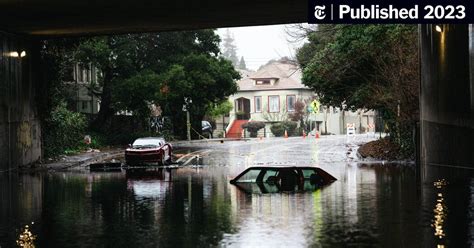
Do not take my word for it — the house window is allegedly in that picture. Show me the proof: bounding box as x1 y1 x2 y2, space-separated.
256 79 271 85
268 96 279 113
255 96 262 112
85 68 91 82
77 65 84 82
287 95 296 112
82 101 88 110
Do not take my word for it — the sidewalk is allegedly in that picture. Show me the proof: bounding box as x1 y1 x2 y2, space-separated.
37 138 248 171
39 148 124 171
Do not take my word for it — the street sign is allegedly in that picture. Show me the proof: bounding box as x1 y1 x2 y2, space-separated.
310 100 320 113
346 123 355 136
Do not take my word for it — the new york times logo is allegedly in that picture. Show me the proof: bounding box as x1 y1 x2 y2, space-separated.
308 0 472 23
314 5 326 20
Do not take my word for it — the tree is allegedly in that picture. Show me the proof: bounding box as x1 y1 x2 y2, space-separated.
261 106 288 122
156 54 240 138
238 56 247 70
294 24 338 68
298 24 419 155
289 100 309 132
207 100 233 119
221 29 239 66
39 38 89 157
74 30 239 138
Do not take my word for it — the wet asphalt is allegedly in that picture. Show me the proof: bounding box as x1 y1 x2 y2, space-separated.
171 134 379 167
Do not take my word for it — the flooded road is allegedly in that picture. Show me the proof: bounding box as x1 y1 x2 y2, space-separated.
1 135 473 247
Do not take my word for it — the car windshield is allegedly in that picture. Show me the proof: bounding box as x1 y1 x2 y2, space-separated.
233 168 280 183
132 138 163 148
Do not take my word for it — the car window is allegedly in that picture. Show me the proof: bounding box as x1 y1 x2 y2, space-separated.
262 169 278 181
301 169 318 179
235 169 261 183
132 138 163 147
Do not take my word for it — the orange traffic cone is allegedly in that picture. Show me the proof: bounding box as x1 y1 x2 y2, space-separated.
315 131 320 139
302 130 306 139
241 129 244 138
284 130 288 138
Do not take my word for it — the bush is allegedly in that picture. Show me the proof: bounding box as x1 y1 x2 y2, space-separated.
270 121 297 137
43 101 87 157
270 123 285 137
242 121 266 138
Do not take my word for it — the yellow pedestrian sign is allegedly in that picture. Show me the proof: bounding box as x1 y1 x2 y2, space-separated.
310 100 320 113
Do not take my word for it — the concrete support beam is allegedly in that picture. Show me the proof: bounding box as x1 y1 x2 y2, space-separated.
0 0 306 36
419 24 474 181
0 32 41 171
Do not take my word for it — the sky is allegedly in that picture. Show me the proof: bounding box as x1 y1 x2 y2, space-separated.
216 24 306 71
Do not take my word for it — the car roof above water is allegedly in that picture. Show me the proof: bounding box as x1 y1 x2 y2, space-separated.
230 166 337 184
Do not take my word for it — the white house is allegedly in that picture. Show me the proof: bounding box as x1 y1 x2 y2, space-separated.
65 63 101 114
222 60 376 138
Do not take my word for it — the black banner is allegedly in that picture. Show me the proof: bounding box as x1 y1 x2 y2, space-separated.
308 0 473 23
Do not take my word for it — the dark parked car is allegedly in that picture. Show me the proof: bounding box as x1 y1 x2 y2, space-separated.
230 166 337 193
202 121 213 138
125 137 172 165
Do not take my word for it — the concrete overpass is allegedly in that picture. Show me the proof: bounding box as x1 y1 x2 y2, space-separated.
0 1 472 180
0 0 306 36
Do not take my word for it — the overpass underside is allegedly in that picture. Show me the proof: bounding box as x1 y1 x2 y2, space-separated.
0 1 472 178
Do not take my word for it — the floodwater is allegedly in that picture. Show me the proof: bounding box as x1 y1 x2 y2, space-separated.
1 161 474 247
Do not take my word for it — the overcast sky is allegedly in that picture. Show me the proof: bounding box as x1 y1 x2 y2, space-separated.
216 24 306 71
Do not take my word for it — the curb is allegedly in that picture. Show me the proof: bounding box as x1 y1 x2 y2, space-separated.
41 150 124 171
171 138 249 146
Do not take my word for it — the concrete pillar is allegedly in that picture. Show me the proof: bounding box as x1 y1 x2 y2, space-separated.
419 24 474 181
0 32 41 171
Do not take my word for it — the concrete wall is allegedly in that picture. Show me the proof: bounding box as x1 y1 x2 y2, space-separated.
420 24 474 180
0 32 41 171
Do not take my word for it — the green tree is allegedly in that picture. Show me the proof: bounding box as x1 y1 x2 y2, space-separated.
238 56 247 70
221 29 239 66
39 38 88 157
295 24 338 68
74 30 239 139
299 24 419 156
157 54 239 138
207 100 233 119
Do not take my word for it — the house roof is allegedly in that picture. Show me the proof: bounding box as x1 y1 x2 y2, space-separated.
236 61 309 91
237 69 254 80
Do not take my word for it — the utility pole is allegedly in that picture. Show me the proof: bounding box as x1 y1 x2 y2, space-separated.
186 111 191 141
183 97 192 141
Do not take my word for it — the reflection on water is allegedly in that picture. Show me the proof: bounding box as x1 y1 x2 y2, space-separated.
16 223 36 248
432 179 447 244
1 164 474 247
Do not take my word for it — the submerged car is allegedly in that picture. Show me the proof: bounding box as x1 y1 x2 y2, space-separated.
125 137 172 165
230 166 337 193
